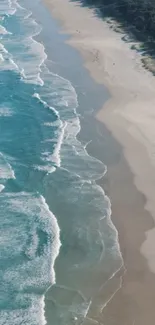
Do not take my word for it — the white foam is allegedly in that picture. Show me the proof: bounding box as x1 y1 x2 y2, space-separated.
18 36 46 86
36 57 123 316
0 5 123 325
33 93 60 119
40 194 61 278
9 57 19 70
0 24 11 35
15 0 32 18
0 294 46 325
0 0 17 16
40 119 66 169
40 66 78 110
0 105 13 116
33 66 106 180
4 192 61 283
33 164 56 174
44 120 60 127
0 192 61 325
0 152 15 179
14 3 47 85
50 122 67 168
0 53 4 62
0 42 21 71
0 1 46 84
0 43 8 54
0 184 5 192
32 91 66 170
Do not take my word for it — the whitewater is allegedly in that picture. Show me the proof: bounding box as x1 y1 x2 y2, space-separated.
0 1 123 324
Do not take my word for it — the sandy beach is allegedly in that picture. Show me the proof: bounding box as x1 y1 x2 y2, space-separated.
43 0 155 324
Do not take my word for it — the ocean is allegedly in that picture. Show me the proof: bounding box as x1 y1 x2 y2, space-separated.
0 1 123 324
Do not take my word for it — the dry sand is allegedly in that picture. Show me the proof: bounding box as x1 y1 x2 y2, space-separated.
43 0 155 324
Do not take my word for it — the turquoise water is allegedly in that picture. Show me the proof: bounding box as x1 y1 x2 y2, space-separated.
0 1 122 324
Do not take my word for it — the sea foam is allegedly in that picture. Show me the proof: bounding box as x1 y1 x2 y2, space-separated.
0 1 123 325
0 152 15 180
0 192 61 325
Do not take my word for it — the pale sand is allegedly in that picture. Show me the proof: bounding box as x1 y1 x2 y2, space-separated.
43 0 155 323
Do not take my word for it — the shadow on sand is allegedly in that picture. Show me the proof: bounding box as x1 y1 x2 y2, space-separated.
70 0 155 75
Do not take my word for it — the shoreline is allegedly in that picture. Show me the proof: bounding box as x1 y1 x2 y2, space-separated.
43 0 155 324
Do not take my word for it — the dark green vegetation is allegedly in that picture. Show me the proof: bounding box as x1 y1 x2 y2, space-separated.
73 0 155 63
76 0 155 37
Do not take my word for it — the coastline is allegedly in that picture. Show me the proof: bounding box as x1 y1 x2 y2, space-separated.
43 0 155 324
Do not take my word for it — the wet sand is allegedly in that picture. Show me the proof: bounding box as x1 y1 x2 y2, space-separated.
99 144 155 325
43 0 155 324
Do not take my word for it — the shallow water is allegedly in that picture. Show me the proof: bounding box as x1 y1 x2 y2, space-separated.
0 1 123 324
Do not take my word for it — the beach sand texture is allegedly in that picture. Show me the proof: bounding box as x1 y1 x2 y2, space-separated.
44 0 155 324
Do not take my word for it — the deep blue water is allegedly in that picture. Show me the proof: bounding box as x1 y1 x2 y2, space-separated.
0 1 122 324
